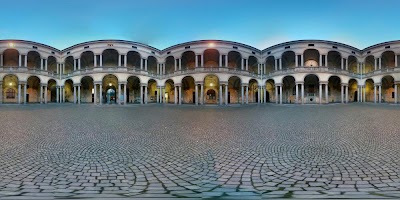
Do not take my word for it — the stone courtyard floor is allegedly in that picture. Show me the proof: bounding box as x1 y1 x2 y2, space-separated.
0 103 400 199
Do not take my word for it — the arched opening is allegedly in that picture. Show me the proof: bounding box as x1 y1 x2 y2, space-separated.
365 79 374 102
328 76 341 103
126 76 141 104
2 74 18 103
382 75 395 103
102 75 118 104
3 49 19 67
80 76 94 103
182 76 195 104
102 49 119 67
228 51 241 70
47 79 57 102
304 74 319 103
165 79 175 103
365 55 375 73
282 76 295 103
204 75 219 104
303 49 320 67
27 51 41 69
381 51 395 69
165 56 175 74
147 79 157 103
127 51 141 69
47 56 57 73
348 56 358 73
265 79 275 102
248 56 258 73
327 51 341 69
282 51 295 69
203 49 219 68
265 56 275 73
147 56 157 74
64 79 74 103
228 76 241 104
64 56 74 74
181 51 195 70
348 79 358 102
27 76 41 103
249 79 258 103
81 51 94 68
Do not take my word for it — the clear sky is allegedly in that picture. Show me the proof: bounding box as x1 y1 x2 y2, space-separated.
1 0 399 50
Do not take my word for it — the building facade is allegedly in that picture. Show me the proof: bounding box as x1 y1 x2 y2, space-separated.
0 39 399 105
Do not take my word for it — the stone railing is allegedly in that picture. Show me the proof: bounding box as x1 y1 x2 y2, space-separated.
264 66 358 78
363 67 400 78
0 66 58 77
161 67 260 79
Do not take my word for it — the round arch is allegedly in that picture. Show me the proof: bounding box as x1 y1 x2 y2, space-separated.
27 51 41 69
2 74 19 103
303 49 320 67
181 51 195 70
265 56 275 73
282 51 295 69
327 51 341 69
81 51 94 68
328 76 341 103
165 79 175 104
228 76 241 104
80 76 94 103
127 76 141 104
228 51 241 70
381 75 395 103
102 49 119 67
381 51 395 69
47 79 57 102
127 51 141 69
304 74 320 103
27 76 41 103
282 75 295 103
203 74 219 104
3 49 19 67
203 49 219 68
265 79 275 103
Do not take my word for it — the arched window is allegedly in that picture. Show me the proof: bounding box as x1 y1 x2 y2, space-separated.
6 88 16 99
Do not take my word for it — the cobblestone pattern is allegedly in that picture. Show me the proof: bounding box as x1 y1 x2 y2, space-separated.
0 104 400 199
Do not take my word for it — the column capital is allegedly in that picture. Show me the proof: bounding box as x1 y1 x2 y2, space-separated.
320 81 328 84
241 83 249 87
73 83 81 87
341 83 348 87
295 81 304 84
220 81 228 85
119 81 127 85
175 83 182 87
40 84 48 87
19 81 27 85
140 83 148 87
374 83 382 86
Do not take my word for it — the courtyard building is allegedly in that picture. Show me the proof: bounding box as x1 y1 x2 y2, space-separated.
0 39 399 105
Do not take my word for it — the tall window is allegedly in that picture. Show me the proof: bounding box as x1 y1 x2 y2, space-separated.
6 88 15 99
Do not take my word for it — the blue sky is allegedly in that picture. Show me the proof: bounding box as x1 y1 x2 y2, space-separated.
0 0 399 50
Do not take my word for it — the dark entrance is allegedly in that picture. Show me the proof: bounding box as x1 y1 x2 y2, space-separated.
266 91 270 102
255 91 258 102
192 92 195 104
354 91 358 102
228 92 230 103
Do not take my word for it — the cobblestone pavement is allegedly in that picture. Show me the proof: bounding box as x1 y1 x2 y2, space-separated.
0 103 400 199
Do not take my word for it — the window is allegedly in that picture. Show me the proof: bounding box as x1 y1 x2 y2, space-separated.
393 92 395 98
6 88 15 99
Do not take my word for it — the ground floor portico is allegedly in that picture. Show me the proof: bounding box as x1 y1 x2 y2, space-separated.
1 72 400 105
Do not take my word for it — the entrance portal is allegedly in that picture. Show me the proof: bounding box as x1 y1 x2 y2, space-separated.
106 87 116 104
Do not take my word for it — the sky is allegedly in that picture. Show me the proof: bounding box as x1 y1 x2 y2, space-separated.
0 0 399 50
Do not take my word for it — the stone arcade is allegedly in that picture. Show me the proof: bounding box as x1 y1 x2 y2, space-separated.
0 39 399 105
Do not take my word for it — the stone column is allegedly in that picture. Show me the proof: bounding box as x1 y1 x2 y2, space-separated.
257 86 261 104
0 82 2 104
345 58 348 71
24 84 27 104
195 55 198 68
300 54 304 67
378 85 382 103
73 59 76 71
174 59 177 71
174 86 177 104
295 55 298 67
219 55 222 67
56 86 59 103
140 58 143 70
178 58 182 71
201 55 204 67
140 85 143 104
219 85 223 105
275 85 278 104
319 54 322 66
144 86 148 104
246 59 249 71
345 86 349 103
124 84 127 105
118 84 121 104
363 86 366 103
18 84 21 104
73 85 76 104
374 85 377 103
124 55 127 67
18 55 22 67
44 85 48 104
94 55 97 67
395 55 398 67
241 85 244 104
145 59 148 71
325 84 328 103
263 86 267 104
179 86 182 105
201 83 204 105
301 83 304 104
395 84 398 104
279 85 282 104
319 84 322 104
195 84 198 105
118 55 121 66
77 58 80 70
341 85 344 103
341 58 344 70
241 58 245 70
78 85 80 104
40 85 43 104
246 86 249 104
99 84 103 105
225 84 228 105
379 57 382 69
295 84 299 103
